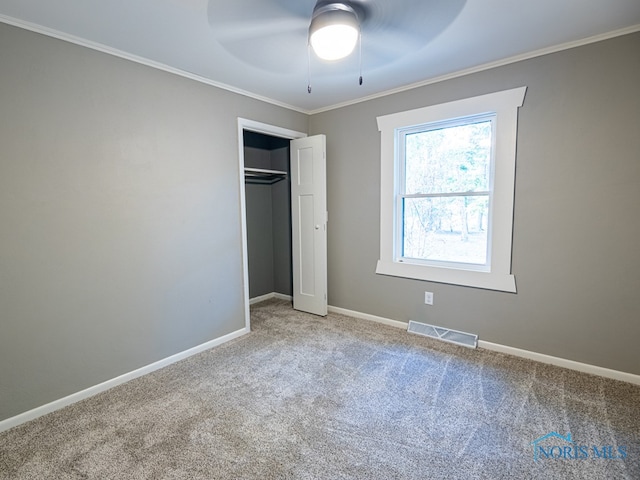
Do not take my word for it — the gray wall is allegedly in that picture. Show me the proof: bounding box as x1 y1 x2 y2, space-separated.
270 147 293 296
245 147 275 298
0 23 307 421
244 146 292 298
309 32 640 375
1 19 638 423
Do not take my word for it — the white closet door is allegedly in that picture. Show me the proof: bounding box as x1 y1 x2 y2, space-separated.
290 135 327 316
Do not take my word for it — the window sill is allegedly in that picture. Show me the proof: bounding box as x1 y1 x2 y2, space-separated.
375 260 516 293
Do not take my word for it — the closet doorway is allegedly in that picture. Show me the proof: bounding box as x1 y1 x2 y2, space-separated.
244 129 292 298
238 119 328 330
237 119 303 330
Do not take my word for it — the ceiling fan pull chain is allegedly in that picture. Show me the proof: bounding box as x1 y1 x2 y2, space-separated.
358 30 363 86
307 44 312 94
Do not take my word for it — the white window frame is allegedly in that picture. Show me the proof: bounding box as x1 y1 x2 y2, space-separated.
376 87 527 293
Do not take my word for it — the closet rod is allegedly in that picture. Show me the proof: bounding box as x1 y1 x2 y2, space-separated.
244 167 287 176
244 167 288 185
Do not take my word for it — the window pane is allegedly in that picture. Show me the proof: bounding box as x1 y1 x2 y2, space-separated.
403 196 489 265
404 120 492 195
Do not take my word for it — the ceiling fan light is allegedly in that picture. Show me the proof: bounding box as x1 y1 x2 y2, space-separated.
309 4 359 61
310 24 358 61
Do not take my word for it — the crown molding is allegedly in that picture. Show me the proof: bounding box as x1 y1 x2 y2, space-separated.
0 14 308 115
2 14 639 116
309 24 640 114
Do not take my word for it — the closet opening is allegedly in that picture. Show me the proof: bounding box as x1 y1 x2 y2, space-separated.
243 130 293 304
238 118 308 330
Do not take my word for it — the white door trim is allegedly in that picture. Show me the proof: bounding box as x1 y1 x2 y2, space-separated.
237 118 307 331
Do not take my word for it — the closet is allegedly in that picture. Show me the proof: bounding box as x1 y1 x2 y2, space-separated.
243 130 292 300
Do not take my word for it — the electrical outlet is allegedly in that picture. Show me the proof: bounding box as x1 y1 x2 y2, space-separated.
424 291 434 305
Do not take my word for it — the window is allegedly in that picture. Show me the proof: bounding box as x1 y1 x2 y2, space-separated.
399 115 494 270
376 87 526 292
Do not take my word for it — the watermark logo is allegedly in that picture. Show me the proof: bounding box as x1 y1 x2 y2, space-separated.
531 432 627 462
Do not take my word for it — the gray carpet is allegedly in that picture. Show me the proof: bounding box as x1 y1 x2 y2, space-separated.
1 298 638 479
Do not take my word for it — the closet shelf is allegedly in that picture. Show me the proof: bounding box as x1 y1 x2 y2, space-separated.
244 167 288 185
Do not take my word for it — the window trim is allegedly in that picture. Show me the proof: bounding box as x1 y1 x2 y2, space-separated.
375 87 527 293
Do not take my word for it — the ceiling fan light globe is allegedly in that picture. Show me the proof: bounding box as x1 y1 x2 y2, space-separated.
310 24 358 60
308 4 360 61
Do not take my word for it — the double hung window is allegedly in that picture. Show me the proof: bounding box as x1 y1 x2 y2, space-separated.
398 114 494 270
376 87 526 292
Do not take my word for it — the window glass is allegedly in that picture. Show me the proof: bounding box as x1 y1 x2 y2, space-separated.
404 119 493 195
399 116 494 268
402 196 489 265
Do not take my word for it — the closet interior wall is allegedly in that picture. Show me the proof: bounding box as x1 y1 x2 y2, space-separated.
244 134 292 299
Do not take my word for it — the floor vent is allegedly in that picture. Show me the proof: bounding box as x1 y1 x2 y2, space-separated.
407 320 478 349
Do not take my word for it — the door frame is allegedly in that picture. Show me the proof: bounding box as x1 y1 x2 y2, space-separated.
237 118 307 331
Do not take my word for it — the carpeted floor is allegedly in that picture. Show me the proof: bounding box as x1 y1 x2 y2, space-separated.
1 298 639 479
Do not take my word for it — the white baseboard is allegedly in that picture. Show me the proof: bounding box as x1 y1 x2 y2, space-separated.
328 305 409 329
476 340 640 386
249 292 292 305
328 305 640 386
0 327 249 433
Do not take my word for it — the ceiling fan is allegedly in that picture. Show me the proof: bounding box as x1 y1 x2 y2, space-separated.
208 0 466 87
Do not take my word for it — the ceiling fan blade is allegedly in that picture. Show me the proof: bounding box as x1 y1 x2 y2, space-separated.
269 0 316 19
365 0 465 43
208 0 309 28
360 0 466 62
220 29 309 75
207 0 312 73
213 18 308 44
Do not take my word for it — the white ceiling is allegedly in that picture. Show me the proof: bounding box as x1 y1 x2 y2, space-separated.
1 0 639 113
